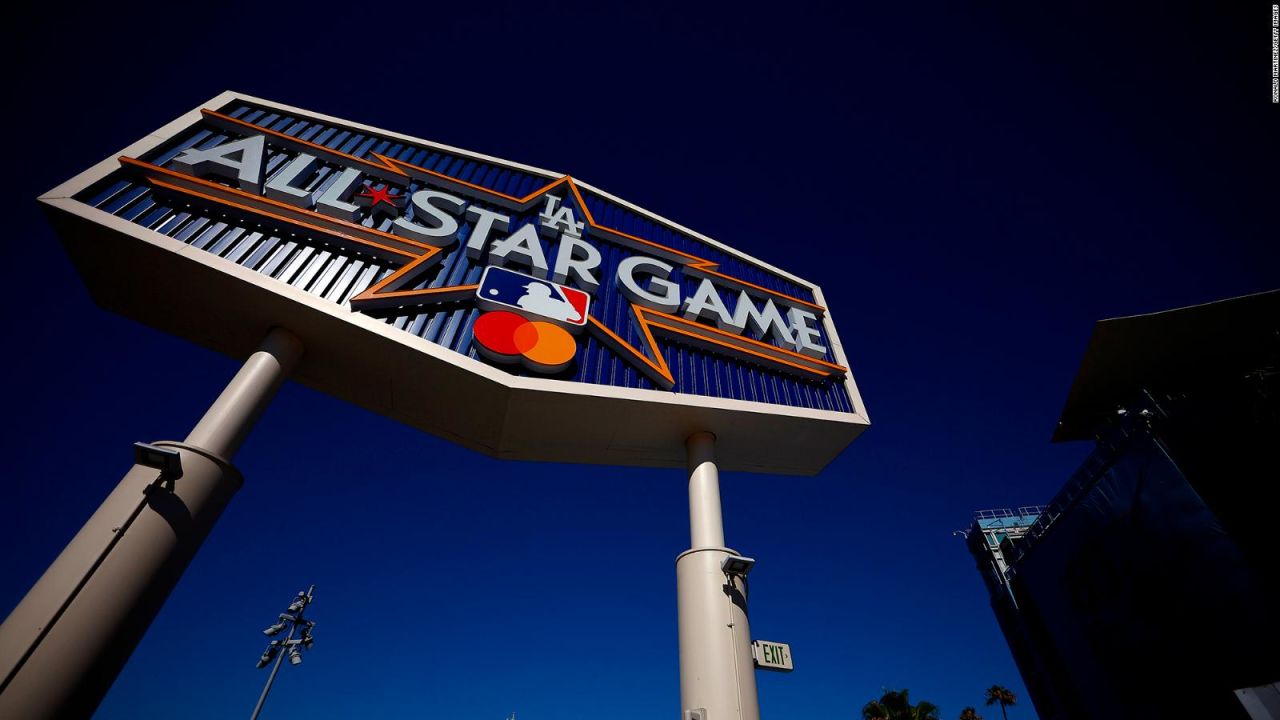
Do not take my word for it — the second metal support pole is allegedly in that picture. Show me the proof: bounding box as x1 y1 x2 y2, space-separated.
677 431 760 720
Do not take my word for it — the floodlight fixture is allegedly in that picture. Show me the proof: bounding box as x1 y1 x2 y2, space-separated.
132 442 183 477
256 645 278 669
720 554 756 577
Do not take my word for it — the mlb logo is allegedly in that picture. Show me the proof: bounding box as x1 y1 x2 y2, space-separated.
476 266 590 328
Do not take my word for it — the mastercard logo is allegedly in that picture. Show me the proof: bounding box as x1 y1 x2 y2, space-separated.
472 310 578 373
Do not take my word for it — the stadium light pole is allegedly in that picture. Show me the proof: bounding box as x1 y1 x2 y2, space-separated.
250 585 316 720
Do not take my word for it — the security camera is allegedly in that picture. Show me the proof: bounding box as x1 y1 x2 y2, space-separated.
288 649 303 666
263 622 286 636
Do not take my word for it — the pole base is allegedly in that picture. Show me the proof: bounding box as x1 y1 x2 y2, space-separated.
676 547 759 720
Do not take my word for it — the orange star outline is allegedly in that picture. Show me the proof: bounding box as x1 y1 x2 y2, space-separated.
119 109 848 390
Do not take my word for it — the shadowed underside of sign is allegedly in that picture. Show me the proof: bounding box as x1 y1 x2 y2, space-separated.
40 91 869 474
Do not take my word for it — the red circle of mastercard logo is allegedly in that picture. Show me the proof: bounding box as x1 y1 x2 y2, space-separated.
473 311 577 373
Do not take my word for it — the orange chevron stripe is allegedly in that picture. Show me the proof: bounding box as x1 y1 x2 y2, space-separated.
587 313 674 389
121 157 436 262
639 307 846 372
201 110 410 181
141 178 426 264
200 109 823 312
372 151 569 210
646 322 826 378
639 307 846 377
349 260 479 308
203 110 568 210
559 179 823 310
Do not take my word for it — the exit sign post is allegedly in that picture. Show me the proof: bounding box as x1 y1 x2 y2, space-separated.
752 640 794 672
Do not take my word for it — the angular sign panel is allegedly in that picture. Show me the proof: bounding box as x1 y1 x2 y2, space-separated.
41 92 869 474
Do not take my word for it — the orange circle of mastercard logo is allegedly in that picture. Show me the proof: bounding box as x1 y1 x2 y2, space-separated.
473 311 577 373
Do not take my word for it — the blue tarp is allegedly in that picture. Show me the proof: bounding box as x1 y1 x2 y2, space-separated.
1009 433 1276 719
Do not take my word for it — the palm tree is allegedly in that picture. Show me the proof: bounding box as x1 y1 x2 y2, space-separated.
983 685 1017 720
958 708 983 720
861 688 941 720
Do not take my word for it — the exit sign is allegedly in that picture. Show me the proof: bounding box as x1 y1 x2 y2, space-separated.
752 640 793 672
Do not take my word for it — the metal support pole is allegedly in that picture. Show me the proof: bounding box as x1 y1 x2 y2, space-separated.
687 432 725 550
0 327 304 720
250 623 294 720
677 432 759 720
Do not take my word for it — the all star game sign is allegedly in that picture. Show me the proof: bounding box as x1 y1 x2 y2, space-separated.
41 92 869 474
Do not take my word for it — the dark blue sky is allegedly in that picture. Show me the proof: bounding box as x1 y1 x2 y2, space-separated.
1 2 1275 719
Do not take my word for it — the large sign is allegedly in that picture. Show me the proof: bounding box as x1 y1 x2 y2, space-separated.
41 92 869 473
